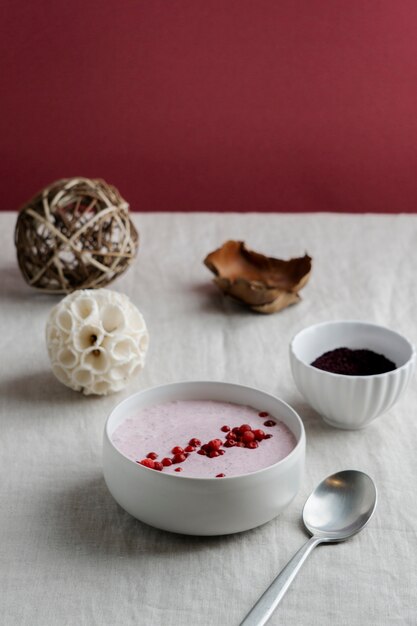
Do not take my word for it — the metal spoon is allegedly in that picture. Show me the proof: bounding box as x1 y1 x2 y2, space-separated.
240 470 377 626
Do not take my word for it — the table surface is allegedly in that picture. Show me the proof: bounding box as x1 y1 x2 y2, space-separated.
1 211 416 626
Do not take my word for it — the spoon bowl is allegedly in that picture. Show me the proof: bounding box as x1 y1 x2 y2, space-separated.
240 470 377 626
303 470 377 541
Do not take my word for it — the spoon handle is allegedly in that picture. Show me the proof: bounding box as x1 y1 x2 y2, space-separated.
239 536 321 626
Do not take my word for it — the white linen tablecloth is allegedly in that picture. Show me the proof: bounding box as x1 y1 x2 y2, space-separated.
1 211 416 626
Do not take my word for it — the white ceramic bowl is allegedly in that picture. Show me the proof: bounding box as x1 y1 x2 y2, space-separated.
290 320 415 429
103 381 305 535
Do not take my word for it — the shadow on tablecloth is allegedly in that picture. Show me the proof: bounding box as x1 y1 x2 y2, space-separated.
0 266 60 303
41 474 267 558
0 369 93 409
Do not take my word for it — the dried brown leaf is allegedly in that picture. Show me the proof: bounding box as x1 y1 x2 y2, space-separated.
204 240 312 314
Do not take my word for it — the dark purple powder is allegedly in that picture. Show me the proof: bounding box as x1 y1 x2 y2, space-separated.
311 347 396 376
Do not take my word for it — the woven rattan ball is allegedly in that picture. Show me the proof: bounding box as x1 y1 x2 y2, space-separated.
15 177 138 293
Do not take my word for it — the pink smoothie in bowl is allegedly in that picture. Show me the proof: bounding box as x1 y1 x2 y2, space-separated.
111 399 297 478
103 382 305 535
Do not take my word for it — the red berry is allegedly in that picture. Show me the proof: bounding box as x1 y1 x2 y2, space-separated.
264 420 276 427
264 434 273 439
146 452 158 460
174 467 183 472
246 441 258 449
253 429 265 441
189 438 201 447
171 446 184 454
220 425 230 432
208 450 220 458
162 457 172 467
153 461 163 471
139 458 155 469
185 445 195 453
172 453 186 464
197 449 207 455
208 439 222 450
240 424 252 432
216 473 226 478
259 411 269 418
242 431 255 443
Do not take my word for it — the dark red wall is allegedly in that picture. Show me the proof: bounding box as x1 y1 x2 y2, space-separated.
2 1 417 212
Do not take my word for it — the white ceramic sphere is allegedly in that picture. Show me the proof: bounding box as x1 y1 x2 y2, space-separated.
290 320 415 429
46 289 149 395
103 381 305 535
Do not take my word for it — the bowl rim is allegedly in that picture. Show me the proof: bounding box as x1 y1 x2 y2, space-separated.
104 380 306 482
290 319 416 380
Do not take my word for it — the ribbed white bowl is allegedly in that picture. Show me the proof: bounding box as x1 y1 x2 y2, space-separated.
290 321 415 429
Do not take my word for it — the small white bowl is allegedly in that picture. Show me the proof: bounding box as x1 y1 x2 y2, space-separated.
290 320 415 429
103 381 305 535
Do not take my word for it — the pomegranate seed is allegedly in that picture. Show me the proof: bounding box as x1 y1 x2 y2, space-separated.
242 431 255 443
189 438 201 447
232 427 241 434
153 461 163 471
253 429 265 441
171 446 184 455
220 425 230 432
139 458 155 469
236 442 245 447
259 411 269 418
185 445 195 453
162 457 172 466
208 439 223 450
240 424 252 432
197 449 207 455
246 441 258 449
174 467 183 472
224 440 236 447
226 431 237 440
264 434 273 439
208 450 220 458
216 473 226 478
264 420 276 427
218 449 225 455
172 453 186 464
146 452 158 460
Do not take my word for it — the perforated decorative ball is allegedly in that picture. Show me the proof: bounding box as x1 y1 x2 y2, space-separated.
15 177 138 293
46 289 149 395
